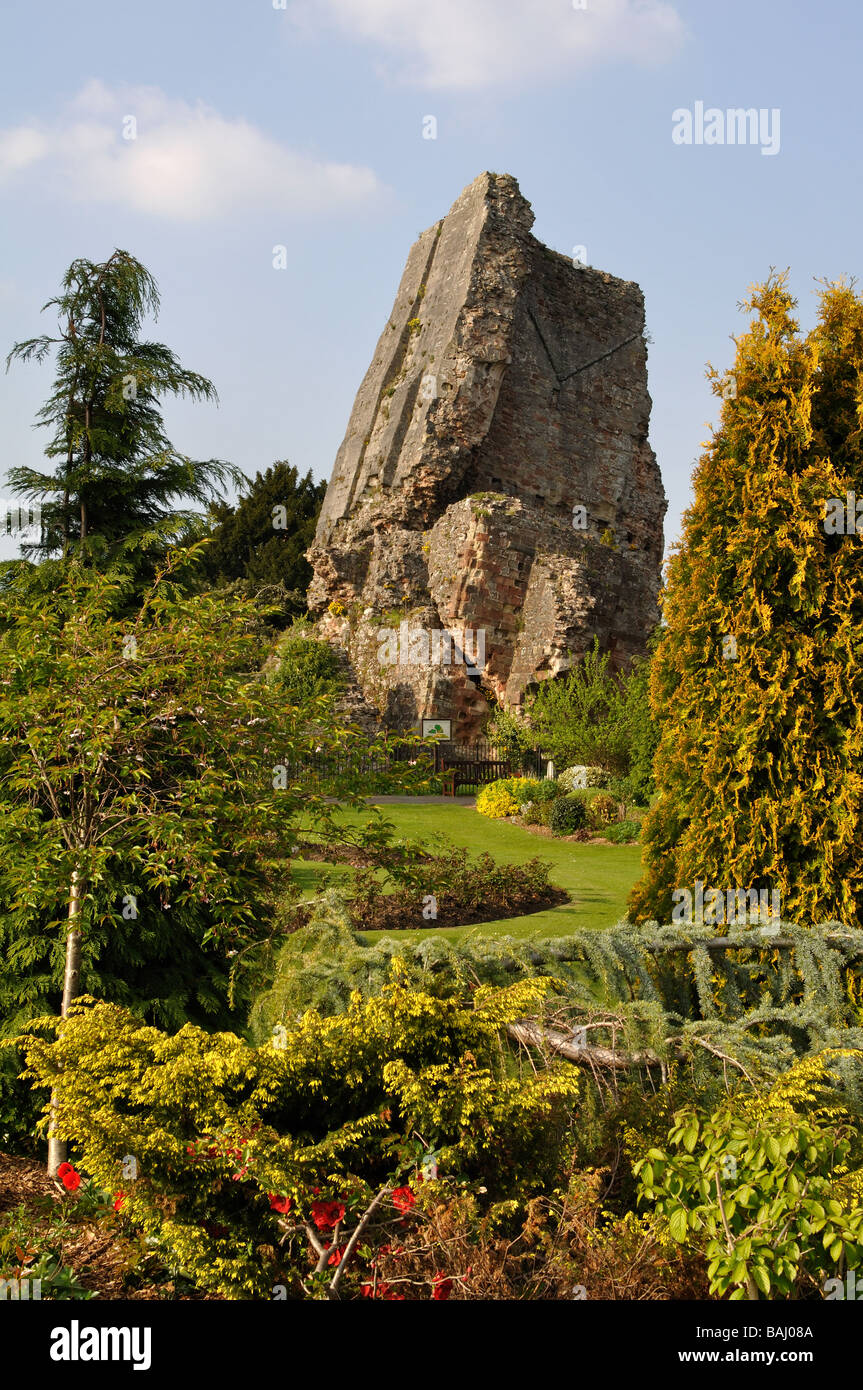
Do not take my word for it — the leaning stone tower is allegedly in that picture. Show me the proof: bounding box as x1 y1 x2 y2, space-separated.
307 172 666 741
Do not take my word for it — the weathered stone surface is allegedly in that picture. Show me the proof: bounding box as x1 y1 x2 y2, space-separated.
307 172 666 741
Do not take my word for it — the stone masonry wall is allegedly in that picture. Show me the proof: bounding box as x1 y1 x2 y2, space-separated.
307 172 666 741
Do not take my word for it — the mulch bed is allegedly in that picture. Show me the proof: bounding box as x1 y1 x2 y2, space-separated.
286 840 571 929
500 819 611 844
357 883 571 931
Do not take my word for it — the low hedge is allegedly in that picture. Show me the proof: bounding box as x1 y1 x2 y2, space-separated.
549 796 589 837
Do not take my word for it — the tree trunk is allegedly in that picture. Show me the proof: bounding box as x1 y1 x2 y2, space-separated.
47 869 83 1177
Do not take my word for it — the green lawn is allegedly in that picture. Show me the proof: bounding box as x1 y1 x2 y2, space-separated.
294 803 641 943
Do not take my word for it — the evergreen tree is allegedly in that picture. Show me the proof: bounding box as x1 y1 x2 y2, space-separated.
5 249 241 575
198 460 325 615
630 274 863 926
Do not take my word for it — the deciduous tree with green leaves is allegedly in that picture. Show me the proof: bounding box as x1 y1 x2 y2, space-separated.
0 545 386 1172
525 639 657 800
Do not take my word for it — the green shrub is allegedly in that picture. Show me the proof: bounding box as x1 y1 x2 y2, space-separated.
607 820 641 844
526 642 656 794
533 781 564 803
635 1056 863 1300
549 796 588 837
484 707 542 772
349 848 560 930
588 793 619 829
271 623 342 705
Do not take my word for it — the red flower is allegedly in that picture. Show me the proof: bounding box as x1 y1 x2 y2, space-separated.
269 1194 292 1214
361 1278 404 1300
61 1168 81 1192
311 1200 345 1231
56 1162 73 1178
432 1275 453 1301
392 1186 415 1213
113 1192 125 1212
327 1246 343 1266
186 1144 197 1156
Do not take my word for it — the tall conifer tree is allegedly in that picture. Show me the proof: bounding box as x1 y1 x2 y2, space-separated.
5 249 241 573
630 274 863 927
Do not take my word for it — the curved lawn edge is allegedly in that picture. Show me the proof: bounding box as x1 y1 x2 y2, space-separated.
333 803 641 940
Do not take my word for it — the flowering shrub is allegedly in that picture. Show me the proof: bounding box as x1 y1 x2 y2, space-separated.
607 820 640 844
557 766 609 793
476 777 543 819
476 782 519 818
18 974 578 1299
587 793 619 829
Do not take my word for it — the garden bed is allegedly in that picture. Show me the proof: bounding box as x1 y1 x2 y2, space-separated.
285 843 570 930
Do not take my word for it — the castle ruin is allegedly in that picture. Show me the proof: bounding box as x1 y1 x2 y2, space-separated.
307 172 666 741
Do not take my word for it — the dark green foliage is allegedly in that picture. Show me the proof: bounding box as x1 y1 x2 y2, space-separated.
197 461 325 616
0 553 392 1063
0 1047 42 1153
5 249 241 582
0 886 247 1042
549 795 588 837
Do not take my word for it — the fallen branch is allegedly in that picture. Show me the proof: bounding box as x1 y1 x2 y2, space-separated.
506 1019 672 1071
507 1019 757 1082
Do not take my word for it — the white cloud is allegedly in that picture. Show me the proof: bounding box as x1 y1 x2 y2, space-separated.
0 80 383 221
287 0 685 90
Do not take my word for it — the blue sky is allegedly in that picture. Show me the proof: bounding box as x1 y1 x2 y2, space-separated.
1 0 859 563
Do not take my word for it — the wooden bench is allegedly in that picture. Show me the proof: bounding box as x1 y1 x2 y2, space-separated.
440 757 511 795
